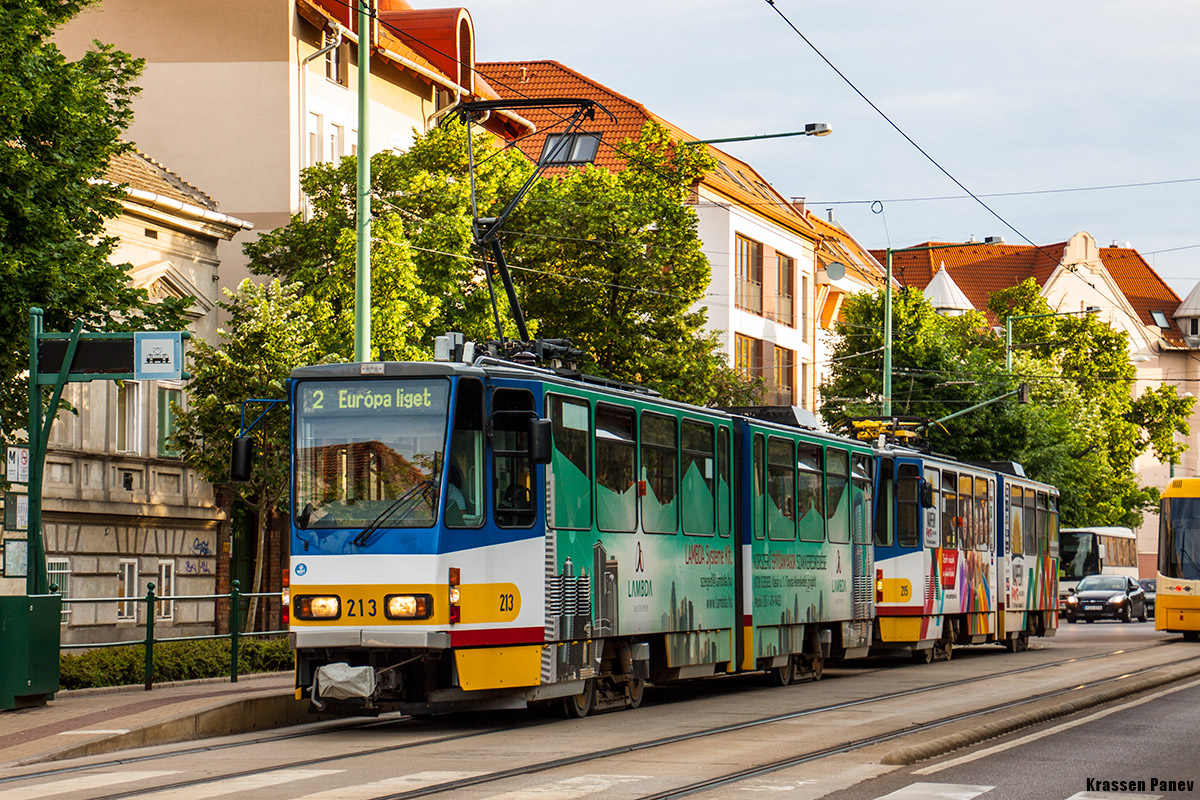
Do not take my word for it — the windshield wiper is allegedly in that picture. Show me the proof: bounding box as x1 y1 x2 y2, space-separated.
1179 543 1200 581
349 479 437 548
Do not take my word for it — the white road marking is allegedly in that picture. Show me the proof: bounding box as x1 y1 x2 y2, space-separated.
0 771 179 800
874 783 993 800
914 676 1200 776
480 774 650 800
735 779 820 792
56 729 130 735
293 770 487 799
135 769 343 799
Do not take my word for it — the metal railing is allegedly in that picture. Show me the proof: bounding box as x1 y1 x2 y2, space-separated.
59 580 286 691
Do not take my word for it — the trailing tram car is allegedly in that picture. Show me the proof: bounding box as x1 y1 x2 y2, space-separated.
1156 477 1200 641
269 347 1059 718
870 447 1059 660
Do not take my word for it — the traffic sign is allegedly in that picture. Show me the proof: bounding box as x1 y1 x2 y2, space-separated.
6 446 28 484
134 332 183 380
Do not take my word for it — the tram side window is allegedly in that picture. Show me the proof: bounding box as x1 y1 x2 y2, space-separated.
959 474 975 550
826 448 850 544
767 437 796 541
1023 488 1036 557
875 461 894 547
897 463 920 548
446 378 484 529
1048 495 1059 557
752 434 766 541
942 471 959 550
682 420 715 536
596 404 636 533
798 442 825 542
975 477 990 551
492 388 536 528
852 454 873 545
1036 492 1049 555
547 394 591 531
640 412 678 534
1009 485 1023 555
717 427 732 538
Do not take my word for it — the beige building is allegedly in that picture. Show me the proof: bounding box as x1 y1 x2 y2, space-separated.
0 150 250 643
57 0 532 291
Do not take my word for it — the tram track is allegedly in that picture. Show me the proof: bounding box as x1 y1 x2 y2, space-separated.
3 639 1185 799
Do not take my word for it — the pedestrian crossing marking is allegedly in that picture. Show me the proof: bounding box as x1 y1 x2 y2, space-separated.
134 769 343 799
293 770 487 799
480 773 650 800
0 771 180 800
875 784 994 800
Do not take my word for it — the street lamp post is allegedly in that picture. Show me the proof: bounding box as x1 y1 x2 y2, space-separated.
681 122 832 146
1004 306 1100 371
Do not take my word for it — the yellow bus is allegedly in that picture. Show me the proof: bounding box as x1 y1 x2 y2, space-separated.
1156 477 1200 641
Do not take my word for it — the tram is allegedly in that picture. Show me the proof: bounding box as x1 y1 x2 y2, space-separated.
249 340 1061 718
1156 477 1200 641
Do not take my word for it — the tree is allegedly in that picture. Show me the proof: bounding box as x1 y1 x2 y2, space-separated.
172 280 322 629
820 283 1194 528
0 0 189 440
507 122 760 406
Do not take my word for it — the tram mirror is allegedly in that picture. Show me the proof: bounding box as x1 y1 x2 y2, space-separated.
231 436 255 482
919 479 934 508
528 418 552 465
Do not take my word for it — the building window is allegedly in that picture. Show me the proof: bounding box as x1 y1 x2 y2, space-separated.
735 235 763 315
116 382 141 454
777 253 795 326
735 334 763 382
539 133 602 165
324 31 347 86
1151 310 1170 328
47 558 71 625
801 274 810 342
118 559 138 621
156 561 175 621
773 346 794 405
157 387 182 458
328 123 344 163
307 112 322 168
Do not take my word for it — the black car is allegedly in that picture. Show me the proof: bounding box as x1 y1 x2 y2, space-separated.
1138 579 1157 613
1063 575 1148 623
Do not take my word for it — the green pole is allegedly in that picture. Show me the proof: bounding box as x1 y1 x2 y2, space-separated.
1005 318 1013 372
230 579 241 683
883 250 893 417
353 0 371 363
27 309 42 596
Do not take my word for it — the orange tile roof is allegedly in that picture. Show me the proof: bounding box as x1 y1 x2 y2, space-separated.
476 60 816 239
870 240 1183 345
106 147 219 211
807 213 884 287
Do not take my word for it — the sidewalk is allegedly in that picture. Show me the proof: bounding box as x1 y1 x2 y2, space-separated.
0 672 308 768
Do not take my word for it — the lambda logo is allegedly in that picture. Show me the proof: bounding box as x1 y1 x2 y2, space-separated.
635 542 645 573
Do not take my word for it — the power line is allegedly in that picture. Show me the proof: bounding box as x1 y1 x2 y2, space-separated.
812 177 1200 206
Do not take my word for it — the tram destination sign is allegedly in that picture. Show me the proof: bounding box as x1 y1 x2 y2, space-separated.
299 381 448 416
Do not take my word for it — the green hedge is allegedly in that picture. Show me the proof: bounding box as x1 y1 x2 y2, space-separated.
59 637 292 690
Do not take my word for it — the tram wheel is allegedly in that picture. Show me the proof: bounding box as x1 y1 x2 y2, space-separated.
771 659 796 686
1184 631 1200 643
934 637 953 662
911 647 933 664
562 679 595 719
807 653 824 682
626 678 645 710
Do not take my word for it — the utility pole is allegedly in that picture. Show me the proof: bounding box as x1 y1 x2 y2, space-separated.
353 0 371 362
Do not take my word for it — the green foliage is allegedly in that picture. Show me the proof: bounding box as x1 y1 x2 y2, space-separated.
59 637 292 690
0 0 190 441
821 284 1194 528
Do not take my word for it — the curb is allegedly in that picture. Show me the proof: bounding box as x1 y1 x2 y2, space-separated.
881 660 1200 765
55 672 293 699
20 691 317 766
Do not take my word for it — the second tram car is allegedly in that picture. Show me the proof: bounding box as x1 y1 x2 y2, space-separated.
270 350 1062 717
1156 477 1200 641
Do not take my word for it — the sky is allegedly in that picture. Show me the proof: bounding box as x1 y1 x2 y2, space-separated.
469 0 1199 301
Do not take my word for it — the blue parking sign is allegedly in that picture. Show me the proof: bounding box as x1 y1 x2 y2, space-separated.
134 332 183 380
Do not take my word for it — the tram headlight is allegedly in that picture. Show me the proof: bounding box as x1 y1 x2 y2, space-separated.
294 595 341 620
385 594 433 620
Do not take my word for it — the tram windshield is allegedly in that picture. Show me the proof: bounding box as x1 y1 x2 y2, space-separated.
1160 496 1200 581
293 379 450 531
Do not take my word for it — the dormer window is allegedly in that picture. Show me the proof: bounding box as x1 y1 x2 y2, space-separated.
1151 310 1170 328
540 133 601 165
